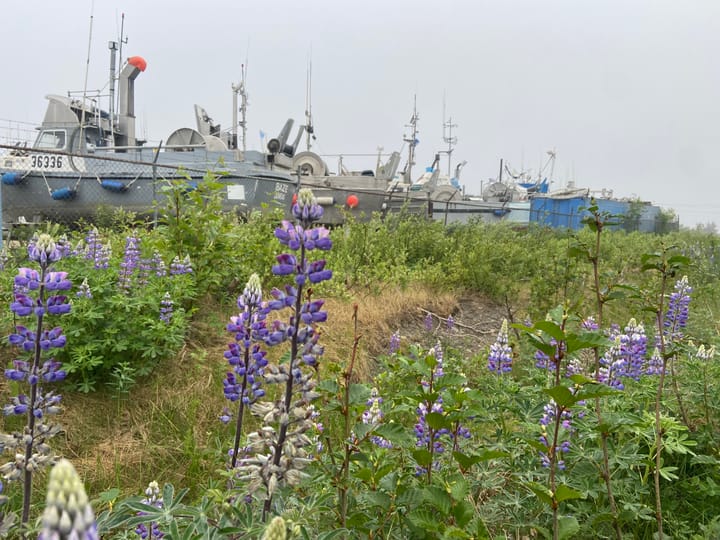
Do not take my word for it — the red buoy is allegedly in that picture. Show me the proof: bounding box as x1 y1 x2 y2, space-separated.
128 56 147 72
346 194 359 208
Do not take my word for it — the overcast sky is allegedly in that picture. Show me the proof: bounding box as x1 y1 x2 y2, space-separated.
1 0 718 226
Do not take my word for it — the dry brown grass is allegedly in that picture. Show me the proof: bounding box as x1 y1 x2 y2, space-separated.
27 284 494 498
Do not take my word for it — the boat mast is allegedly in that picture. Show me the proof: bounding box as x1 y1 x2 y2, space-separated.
79 1 95 149
232 62 248 153
403 95 419 183
108 40 118 143
441 95 457 178
304 57 315 151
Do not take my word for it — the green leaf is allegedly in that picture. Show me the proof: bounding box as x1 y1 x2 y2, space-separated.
452 450 509 471
423 485 452 514
436 373 467 388
316 379 340 394
565 331 608 353
558 516 580 540
348 383 370 405
446 475 470 502
533 321 565 342
659 466 679 481
374 423 414 445
575 384 620 401
526 481 554 507
555 484 583 503
425 412 451 430
412 449 433 468
567 245 590 260
357 490 392 508
544 385 575 408
353 422 373 440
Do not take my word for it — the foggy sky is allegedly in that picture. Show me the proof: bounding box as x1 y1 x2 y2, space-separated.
2 0 718 226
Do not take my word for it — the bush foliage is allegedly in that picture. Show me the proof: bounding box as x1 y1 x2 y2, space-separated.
0 191 718 539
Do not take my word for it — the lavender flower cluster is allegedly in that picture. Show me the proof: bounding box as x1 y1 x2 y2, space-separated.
538 400 579 471
135 481 164 539
1 235 71 488
225 189 332 507
363 388 392 449
414 342 471 475
487 319 513 374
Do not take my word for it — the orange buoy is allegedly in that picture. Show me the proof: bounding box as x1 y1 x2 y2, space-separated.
128 56 147 72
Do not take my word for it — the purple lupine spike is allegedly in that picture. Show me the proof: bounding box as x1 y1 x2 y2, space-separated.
118 233 141 290
663 275 692 341
363 388 392 448
76 278 93 299
159 292 174 324
3 233 72 521
38 459 98 540
488 319 513 374
389 330 401 354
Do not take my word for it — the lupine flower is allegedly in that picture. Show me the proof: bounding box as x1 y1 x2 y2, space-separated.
538 399 577 471
696 344 716 361
159 292 173 324
389 330 401 354
76 278 92 299
261 516 287 540
488 319 513 374
535 338 564 372
446 315 455 331
152 251 167 277
235 189 330 509
663 275 692 340
1 233 71 524
137 258 153 287
646 347 664 375
363 388 392 448
169 255 193 275
118 233 141 290
38 459 98 540
620 318 647 381
135 481 163 539
83 228 111 270
223 274 271 468
581 316 599 331
598 319 649 388
424 313 433 331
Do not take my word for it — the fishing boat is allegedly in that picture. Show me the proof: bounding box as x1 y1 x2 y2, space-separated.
0 43 400 229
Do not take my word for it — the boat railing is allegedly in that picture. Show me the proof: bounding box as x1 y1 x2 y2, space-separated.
0 119 39 146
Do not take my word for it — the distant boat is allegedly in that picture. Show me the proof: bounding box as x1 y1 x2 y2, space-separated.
0 42 402 227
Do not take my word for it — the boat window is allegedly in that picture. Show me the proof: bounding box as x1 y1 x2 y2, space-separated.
35 130 67 150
